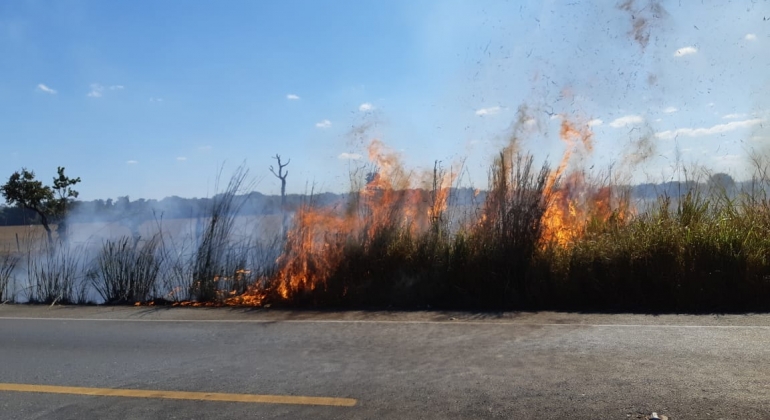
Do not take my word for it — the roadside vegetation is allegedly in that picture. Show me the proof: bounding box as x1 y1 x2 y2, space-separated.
2 151 770 312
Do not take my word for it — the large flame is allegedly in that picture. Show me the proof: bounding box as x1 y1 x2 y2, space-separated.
540 118 630 247
227 116 633 306
230 139 456 304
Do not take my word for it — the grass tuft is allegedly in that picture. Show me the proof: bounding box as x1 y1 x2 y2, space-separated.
88 235 162 304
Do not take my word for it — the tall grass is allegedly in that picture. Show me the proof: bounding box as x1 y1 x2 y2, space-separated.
8 152 770 311
25 241 89 304
88 235 162 304
256 152 770 312
190 165 255 302
269 153 552 308
0 251 18 302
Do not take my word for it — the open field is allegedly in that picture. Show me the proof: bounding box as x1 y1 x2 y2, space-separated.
0 225 46 254
0 215 284 252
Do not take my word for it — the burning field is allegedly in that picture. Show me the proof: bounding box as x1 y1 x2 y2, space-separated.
2 109 770 313
216 114 770 312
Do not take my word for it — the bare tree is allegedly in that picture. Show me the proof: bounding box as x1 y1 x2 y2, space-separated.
269 155 290 234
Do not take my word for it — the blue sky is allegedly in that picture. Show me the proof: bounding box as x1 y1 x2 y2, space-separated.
1 0 768 200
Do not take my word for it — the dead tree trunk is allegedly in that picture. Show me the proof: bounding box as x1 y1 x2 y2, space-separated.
269 155 290 235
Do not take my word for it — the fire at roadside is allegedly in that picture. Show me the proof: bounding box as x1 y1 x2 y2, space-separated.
8 111 770 313
224 116 636 309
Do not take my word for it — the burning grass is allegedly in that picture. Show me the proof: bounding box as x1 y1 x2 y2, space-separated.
5 117 770 312
227 120 770 312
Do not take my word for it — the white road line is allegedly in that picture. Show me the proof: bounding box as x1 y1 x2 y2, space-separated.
1 316 770 329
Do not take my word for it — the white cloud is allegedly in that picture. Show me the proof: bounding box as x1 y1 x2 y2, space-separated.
587 119 603 127
126 160 138 164
722 113 747 120
338 152 362 160
663 106 678 113
745 33 757 41
176 156 187 161
150 97 163 102
315 119 332 129
198 145 212 151
286 94 300 100
475 106 501 116
37 84 56 94
655 118 763 140
609 115 644 128
87 84 104 98
674 46 697 57
109 85 124 90
359 102 373 112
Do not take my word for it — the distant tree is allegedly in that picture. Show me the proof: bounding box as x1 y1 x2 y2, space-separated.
0 167 81 244
708 173 736 194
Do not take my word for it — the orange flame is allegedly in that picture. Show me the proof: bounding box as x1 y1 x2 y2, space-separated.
540 119 630 247
233 139 456 304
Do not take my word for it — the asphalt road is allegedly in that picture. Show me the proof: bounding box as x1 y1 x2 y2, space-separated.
2 307 770 419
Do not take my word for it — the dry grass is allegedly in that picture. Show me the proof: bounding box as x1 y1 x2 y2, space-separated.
0 225 47 253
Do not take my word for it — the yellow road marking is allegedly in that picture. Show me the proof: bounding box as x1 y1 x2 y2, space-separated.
0 383 356 407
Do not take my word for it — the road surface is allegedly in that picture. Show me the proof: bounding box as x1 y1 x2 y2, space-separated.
1 306 770 419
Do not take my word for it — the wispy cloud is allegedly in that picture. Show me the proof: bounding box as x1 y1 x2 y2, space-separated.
286 94 300 100
745 33 757 41
663 106 678 113
475 106 501 116
609 115 644 128
176 156 187 161
126 160 138 165
674 46 697 57
37 84 57 94
722 113 747 120
338 152 362 160
655 118 763 140
198 145 212 151
87 83 104 98
315 119 332 129
150 97 163 102
587 119 603 127
359 102 373 112
88 84 124 97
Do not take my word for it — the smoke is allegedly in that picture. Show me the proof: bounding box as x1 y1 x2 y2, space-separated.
7 165 283 304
